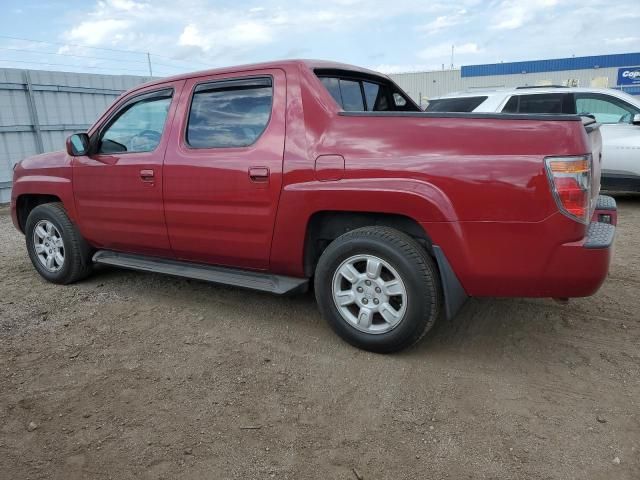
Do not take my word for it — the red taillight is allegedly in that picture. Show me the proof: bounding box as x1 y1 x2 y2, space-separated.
545 155 592 223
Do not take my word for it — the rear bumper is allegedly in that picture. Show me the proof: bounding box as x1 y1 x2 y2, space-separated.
421 195 617 299
592 193 617 226
531 194 616 297
543 223 615 298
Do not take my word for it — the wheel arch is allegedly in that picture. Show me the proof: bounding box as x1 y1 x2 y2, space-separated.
303 210 433 277
302 210 468 320
11 173 78 234
15 193 63 233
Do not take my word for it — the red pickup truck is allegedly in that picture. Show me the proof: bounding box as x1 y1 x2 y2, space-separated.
11 60 617 353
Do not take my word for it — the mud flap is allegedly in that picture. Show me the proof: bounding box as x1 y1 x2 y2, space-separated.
433 245 468 320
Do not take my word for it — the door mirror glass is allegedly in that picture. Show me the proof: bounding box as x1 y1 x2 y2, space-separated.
66 133 90 156
633 114 640 125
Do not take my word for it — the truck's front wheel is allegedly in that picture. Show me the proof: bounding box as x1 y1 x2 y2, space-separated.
314 226 442 353
25 203 93 284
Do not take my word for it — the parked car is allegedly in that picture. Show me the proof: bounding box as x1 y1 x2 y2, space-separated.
11 60 617 353
426 86 640 192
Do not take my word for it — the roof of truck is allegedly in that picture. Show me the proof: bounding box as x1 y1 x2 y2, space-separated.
135 59 387 91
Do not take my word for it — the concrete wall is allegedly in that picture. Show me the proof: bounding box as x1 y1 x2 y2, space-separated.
0 68 151 203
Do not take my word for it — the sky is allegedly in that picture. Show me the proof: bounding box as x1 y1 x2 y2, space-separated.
0 0 639 77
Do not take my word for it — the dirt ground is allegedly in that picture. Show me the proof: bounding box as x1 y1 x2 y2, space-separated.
0 198 639 480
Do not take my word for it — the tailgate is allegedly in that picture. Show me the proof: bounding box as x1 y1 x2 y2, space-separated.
582 116 602 215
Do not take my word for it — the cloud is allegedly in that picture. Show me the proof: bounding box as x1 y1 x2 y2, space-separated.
491 0 558 30
604 36 640 46
228 21 272 45
57 0 446 67
108 0 148 11
38 0 640 78
419 42 480 60
179 20 273 52
65 19 131 45
418 9 468 34
374 63 436 74
178 24 206 50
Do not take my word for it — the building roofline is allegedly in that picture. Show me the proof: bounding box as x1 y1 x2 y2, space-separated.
461 52 640 78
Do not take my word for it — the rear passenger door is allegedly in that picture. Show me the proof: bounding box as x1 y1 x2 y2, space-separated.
163 70 286 270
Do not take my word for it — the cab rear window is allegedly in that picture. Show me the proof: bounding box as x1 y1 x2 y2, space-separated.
316 70 419 112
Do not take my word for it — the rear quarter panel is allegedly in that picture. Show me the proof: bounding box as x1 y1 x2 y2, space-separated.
271 73 593 297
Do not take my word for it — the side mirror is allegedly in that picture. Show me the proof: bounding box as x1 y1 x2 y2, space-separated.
633 114 640 126
66 133 90 156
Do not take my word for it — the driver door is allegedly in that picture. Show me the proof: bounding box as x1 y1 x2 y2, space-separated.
73 81 184 256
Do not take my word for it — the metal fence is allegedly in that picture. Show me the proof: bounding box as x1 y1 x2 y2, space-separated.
0 68 151 203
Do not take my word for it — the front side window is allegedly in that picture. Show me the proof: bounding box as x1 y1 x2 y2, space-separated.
99 91 172 154
575 94 640 124
187 77 272 148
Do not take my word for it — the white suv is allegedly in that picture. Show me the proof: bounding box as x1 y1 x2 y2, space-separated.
426 87 640 192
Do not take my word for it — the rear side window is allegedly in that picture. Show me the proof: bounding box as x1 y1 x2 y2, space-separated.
187 77 272 148
425 96 488 112
317 71 419 112
503 93 574 114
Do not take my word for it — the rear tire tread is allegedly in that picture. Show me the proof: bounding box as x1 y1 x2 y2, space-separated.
315 226 442 353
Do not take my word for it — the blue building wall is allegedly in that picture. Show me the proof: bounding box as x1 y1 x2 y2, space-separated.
462 53 640 79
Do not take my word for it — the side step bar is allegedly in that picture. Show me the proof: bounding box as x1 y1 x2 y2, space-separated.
92 250 308 295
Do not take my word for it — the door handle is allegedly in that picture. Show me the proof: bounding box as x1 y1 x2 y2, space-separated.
140 169 155 182
248 166 269 182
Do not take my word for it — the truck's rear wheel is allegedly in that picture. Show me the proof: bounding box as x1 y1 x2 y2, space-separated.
314 226 442 353
25 203 93 284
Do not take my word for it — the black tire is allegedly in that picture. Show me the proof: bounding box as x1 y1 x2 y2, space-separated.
25 202 93 284
314 226 442 353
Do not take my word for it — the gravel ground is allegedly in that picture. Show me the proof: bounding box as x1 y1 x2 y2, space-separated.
1 198 639 480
